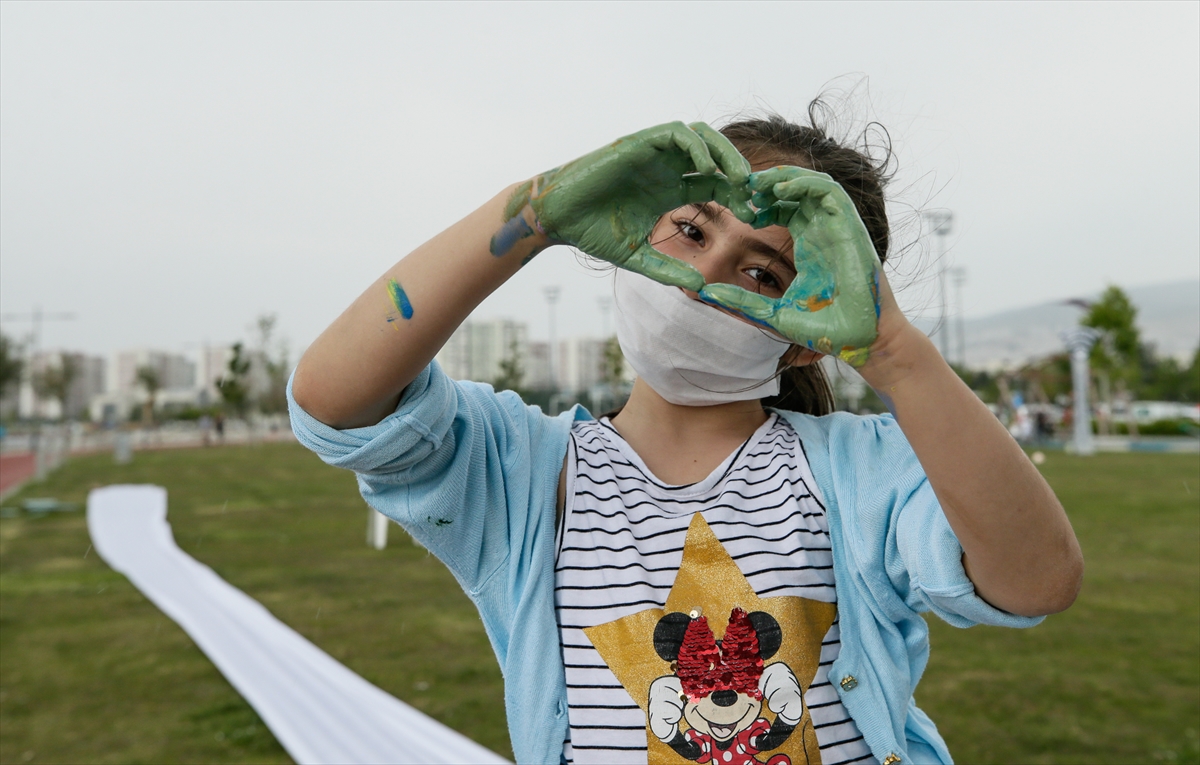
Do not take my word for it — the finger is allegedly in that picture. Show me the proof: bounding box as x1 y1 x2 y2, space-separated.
681 173 756 224
752 165 834 186
750 188 779 210
752 200 807 231
627 242 706 292
771 176 844 214
648 121 717 175
688 122 750 186
698 282 779 324
748 166 808 191
681 173 730 205
725 184 757 225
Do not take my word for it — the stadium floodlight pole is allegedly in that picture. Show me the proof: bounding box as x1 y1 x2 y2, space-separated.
597 296 612 339
951 267 968 367
1 306 77 418
1 305 78 363
544 286 561 393
921 211 954 360
1061 326 1102 456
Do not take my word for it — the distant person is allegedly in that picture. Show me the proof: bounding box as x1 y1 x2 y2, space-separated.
199 414 213 447
214 412 225 443
1035 410 1054 441
290 102 1082 765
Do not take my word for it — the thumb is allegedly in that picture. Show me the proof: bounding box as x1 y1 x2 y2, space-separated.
698 283 779 325
625 244 706 292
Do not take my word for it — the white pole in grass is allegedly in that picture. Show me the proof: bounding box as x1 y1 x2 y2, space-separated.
1062 327 1102 456
367 507 388 550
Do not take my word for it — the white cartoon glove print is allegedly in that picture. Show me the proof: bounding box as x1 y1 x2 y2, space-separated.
760 662 805 726
648 675 686 742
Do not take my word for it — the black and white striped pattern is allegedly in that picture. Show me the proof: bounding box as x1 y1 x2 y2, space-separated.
554 415 875 765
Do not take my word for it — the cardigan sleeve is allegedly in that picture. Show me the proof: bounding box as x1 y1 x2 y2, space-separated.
287 361 572 596
805 412 1042 630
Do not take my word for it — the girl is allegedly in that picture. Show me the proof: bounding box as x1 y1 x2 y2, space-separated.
289 109 1082 765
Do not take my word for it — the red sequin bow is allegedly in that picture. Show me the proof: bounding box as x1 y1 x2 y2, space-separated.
677 607 765 701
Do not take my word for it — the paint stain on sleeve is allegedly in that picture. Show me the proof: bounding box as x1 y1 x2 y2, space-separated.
387 278 414 320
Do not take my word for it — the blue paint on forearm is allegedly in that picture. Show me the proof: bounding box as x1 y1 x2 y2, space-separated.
489 215 535 257
387 278 414 320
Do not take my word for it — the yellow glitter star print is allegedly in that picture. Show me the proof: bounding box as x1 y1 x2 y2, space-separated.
583 514 837 764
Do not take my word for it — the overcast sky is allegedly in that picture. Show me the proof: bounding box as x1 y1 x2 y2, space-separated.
2 1 1197 359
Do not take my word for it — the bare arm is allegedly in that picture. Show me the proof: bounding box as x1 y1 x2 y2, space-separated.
857 275 1083 617
291 184 548 429
292 121 752 429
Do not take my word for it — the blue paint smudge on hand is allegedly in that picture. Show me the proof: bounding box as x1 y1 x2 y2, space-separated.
387 278 414 320
490 215 535 257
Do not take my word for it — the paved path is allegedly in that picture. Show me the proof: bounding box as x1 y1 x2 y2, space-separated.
0 453 36 497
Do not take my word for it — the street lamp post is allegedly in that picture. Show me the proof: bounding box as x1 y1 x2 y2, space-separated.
951 267 967 367
1062 327 1102 456
597 296 612 339
921 211 954 360
543 286 561 393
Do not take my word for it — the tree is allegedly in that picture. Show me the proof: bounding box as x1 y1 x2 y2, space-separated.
1186 347 1200 403
1083 286 1140 372
217 342 251 418
493 339 525 393
1082 286 1141 434
601 337 625 388
0 333 23 403
254 314 290 414
135 364 161 424
34 355 80 420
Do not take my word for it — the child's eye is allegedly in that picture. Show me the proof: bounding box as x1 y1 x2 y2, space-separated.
745 266 782 292
677 220 705 244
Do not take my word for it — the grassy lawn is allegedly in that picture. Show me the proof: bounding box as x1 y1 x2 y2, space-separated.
1 443 1196 764
918 451 1200 765
0 443 509 764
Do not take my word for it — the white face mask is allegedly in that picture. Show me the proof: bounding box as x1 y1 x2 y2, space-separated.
613 268 790 407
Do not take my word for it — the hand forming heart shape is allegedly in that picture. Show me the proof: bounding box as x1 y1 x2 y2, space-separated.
699 166 882 366
512 122 882 364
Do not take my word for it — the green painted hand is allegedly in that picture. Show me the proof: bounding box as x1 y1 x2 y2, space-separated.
519 122 755 291
698 166 882 365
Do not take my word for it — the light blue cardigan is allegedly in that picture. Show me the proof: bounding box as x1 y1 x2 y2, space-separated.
288 362 1040 765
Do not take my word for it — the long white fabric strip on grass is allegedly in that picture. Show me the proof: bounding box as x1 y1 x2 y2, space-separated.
87 484 509 765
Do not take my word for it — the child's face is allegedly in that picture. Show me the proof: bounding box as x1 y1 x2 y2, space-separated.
649 203 796 301
649 202 821 368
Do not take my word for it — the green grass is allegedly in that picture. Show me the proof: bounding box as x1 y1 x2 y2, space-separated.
0 444 509 764
1 445 1197 764
918 451 1200 764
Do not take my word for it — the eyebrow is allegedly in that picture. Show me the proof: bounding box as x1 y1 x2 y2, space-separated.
689 202 796 273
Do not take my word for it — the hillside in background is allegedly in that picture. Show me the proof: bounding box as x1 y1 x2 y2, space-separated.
915 279 1199 369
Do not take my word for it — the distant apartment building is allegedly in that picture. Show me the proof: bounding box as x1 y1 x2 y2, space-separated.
525 341 551 390
556 337 607 393
198 345 232 393
17 350 106 420
436 320 528 386
435 319 618 394
110 349 196 395
86 348 199 422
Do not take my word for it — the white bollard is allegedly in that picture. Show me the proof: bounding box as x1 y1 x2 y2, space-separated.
33 428 47 480
366 507 388 550
114 431 133 464
1062 328 1102 456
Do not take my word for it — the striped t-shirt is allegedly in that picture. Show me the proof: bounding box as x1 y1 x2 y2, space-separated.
555 415 875 765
